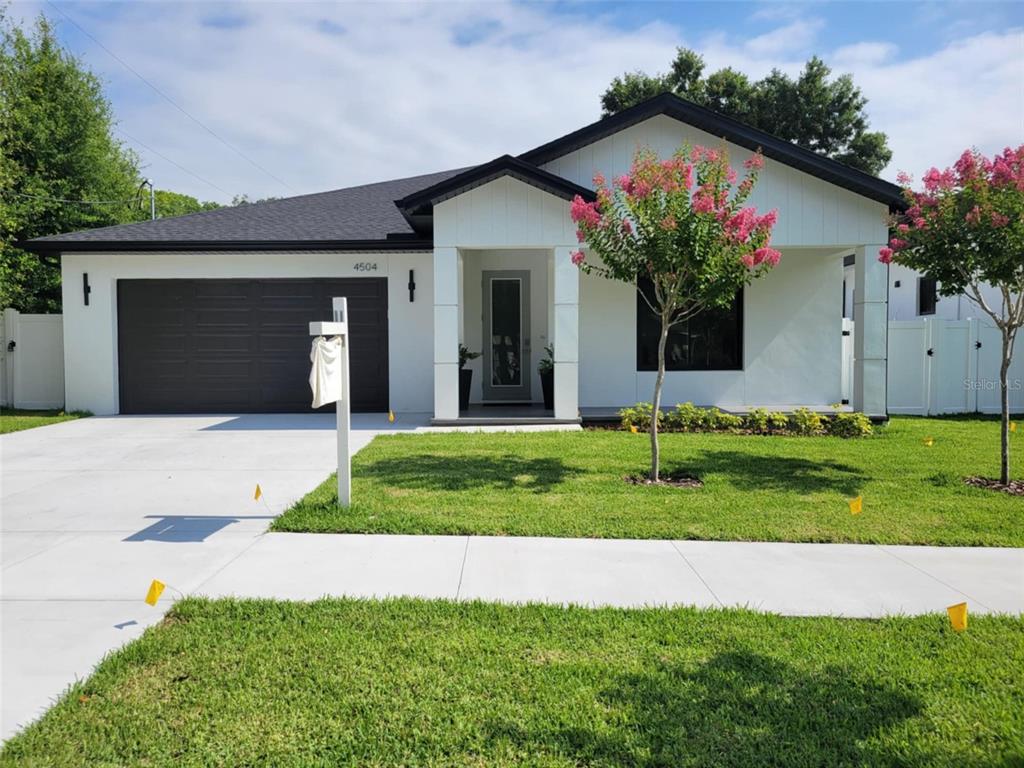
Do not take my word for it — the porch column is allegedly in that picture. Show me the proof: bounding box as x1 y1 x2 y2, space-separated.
433 247 460 419
853 244 888 418
552 246 579 420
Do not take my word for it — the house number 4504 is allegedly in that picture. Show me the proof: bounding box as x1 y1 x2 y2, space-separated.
353 262 378 272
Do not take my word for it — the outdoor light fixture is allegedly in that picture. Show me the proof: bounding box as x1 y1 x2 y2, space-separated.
408 269 416 302
83 272 91 306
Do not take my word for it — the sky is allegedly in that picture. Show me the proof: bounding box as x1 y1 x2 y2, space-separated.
9 0 1023 204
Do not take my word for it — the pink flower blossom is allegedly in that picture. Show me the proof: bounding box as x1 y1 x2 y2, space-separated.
755 247 781 266
621 218 633 235
743 153 765 171
660 215 677 231
878 246 893 264
576 229 585 243
991 212 1010 227
692 194 715 214
592 172 606 188
897 223 910 233
741 253 755 268
726 167 738 184
569 195 601 228
965 205 982 225
570 250 585 266
913 217 927 229
889 237 907 250
616 175 634 194
896 170 913 187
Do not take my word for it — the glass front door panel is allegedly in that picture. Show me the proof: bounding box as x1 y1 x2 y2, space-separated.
490 278 522 387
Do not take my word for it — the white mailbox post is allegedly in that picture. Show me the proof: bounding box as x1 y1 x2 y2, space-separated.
309 297 351 508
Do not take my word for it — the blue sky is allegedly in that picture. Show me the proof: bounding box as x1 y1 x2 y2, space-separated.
11 1 1022 203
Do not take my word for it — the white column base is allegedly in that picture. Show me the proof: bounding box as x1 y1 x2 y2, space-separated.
553 362 578 420
434 363 459 420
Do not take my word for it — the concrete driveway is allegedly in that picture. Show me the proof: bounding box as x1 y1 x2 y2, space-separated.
0 412 420 741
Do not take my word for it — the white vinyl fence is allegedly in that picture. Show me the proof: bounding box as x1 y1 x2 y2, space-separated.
845 317 1024 416
1 308 65 410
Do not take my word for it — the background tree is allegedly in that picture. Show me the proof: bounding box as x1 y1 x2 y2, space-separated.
570 144 779 481
600 48 892 175
880 147 1024 485
0 11 221 312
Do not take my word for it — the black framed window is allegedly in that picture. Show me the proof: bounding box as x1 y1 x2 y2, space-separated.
636 280 743 371
918 276 937 316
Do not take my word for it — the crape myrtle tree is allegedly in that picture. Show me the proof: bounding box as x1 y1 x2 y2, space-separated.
570 144 780 481
880 146 1024 485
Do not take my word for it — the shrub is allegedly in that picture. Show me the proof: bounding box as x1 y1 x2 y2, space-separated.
668 402 704 432
790 407 824 436
827 412 873 438
710 409 744 431
768 411 789 432
745 407 770 434
619 403 663 430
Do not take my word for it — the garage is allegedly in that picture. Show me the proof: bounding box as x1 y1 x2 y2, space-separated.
117 278 389 414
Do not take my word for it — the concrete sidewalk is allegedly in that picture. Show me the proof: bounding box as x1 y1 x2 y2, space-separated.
194 533 1024 618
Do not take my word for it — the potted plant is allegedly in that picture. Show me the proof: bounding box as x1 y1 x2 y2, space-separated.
458 344 480 411
538 344 554 411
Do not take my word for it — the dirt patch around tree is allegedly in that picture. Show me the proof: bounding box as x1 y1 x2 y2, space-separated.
964 476 1024 496
625 470 704 489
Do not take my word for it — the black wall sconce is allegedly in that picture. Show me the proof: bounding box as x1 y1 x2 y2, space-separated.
83 272 91 306
408 269 416 302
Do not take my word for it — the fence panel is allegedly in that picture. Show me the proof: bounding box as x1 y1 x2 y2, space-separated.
1 309 65 410
929 320 974 414
973 320 1024 414
886 320 931 415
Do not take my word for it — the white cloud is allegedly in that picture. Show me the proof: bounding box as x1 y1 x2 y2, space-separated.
14 1 1023 202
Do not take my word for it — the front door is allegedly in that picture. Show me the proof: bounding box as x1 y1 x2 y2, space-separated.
482 270 531 402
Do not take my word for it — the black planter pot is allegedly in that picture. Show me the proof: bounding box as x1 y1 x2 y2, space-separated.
540 369 554 411
459 368 473 411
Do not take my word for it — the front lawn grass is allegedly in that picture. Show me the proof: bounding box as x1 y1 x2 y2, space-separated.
2 598 1020 766
273 416 1023 546
0 408 88 434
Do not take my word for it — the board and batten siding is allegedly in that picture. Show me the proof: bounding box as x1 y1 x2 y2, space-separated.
433 176 577 250
59 251 435 415
540 114 889 248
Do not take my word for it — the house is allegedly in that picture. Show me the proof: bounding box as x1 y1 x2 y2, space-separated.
23 93 902 422
842 258 1007 321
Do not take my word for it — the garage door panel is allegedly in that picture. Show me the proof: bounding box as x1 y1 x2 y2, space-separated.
118 278 388 413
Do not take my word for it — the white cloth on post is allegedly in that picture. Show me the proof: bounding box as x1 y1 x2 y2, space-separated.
309 336 343 408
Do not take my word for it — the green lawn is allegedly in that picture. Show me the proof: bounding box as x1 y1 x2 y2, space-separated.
0 408 88 434
273 416 1023 546
2 598 1020 766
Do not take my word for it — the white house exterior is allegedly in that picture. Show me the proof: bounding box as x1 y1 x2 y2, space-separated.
843 260 1008 321
25 94 902 422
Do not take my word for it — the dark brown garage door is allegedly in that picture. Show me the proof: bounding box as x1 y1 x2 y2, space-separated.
117 278 388 414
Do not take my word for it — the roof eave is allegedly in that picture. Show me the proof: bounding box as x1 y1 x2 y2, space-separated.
18 237 435 254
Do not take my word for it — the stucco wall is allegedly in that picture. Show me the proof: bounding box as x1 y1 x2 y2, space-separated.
580 248 845 409
59 250 435 415
542 114 889 249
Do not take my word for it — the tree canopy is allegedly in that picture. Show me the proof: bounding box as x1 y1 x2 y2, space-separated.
601 48 892 176
0 11 220 312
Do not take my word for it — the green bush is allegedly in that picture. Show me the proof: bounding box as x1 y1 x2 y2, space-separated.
668 402 704 432
709 409 744 431
745 407 770 434
619 403 662 430
827 412 873 438
790 407 824 436
768 411 789 432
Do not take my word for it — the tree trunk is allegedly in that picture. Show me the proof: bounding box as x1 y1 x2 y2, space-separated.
999 330 1011 485
650 313 670 482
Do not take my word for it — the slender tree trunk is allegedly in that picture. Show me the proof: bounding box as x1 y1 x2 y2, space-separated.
999 330 1011 485
650 312 670 482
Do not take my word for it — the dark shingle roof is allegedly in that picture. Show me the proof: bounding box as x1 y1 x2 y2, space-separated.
23 168 467 252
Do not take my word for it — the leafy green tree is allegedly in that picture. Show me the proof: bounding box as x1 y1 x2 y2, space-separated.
601 48 892 176
230 193 281 207
0 11 144 312
881 148 1024 484
144 189 220 220
570 145 779 481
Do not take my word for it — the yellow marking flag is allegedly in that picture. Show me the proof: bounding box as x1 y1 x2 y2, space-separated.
848 496 863 515
922 437 934 447
254 483 263 501
145 579 166 607
388 410 396 423
629 425 638 434
947 602 968 632
1011 421 1017 433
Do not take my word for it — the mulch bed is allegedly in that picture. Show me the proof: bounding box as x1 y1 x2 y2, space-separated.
964 476 1024 496
625 470 704 489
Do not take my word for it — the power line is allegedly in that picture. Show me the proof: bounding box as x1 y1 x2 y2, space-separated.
44 0 295 193
116 128 231 197
0 189 136 205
